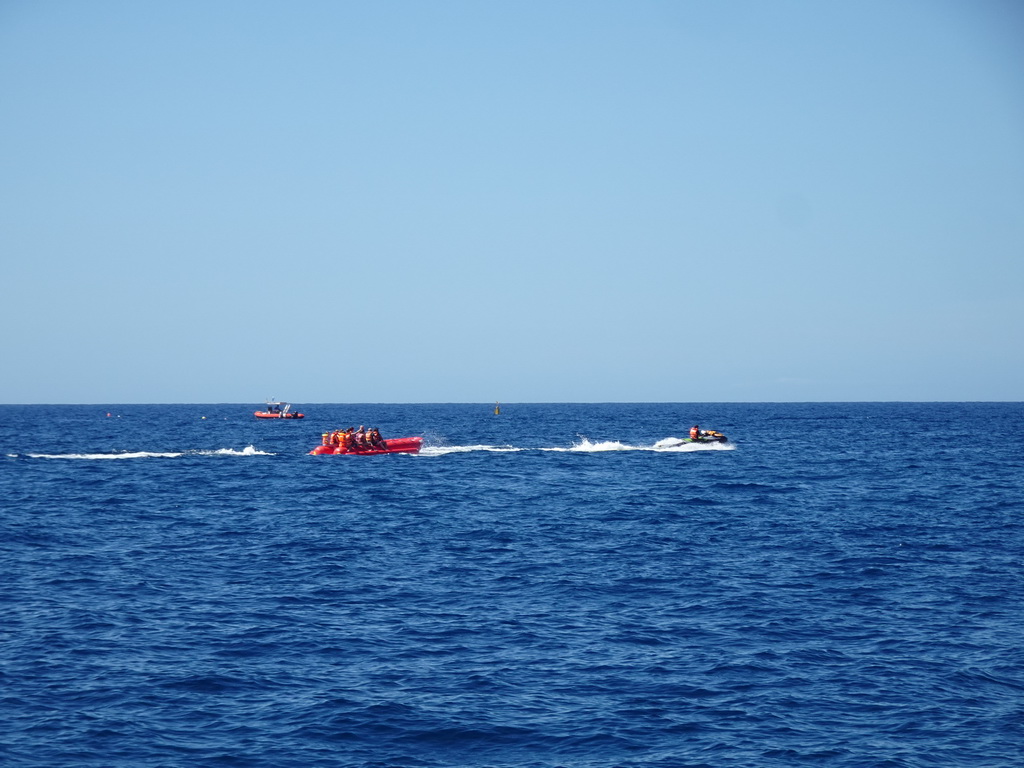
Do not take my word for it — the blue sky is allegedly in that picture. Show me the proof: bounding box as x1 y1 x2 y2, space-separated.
2 0 1021 403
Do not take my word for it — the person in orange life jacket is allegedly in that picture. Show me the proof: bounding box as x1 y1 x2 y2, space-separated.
690 425 701 440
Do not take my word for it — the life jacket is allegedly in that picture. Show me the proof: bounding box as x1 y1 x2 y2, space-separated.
689 426 700 439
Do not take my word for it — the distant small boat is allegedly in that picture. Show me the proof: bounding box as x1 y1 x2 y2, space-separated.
310 436 422 455
254 401 305 419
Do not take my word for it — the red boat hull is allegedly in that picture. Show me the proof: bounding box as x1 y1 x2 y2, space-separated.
310 437 423 455
255 412 304 419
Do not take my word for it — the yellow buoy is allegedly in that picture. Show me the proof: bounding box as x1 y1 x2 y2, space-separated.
494 402 501 415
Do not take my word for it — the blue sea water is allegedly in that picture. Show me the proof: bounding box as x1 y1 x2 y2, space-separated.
2 402 1022 768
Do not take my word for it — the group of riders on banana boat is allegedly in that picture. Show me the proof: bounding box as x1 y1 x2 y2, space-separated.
321 426 387 451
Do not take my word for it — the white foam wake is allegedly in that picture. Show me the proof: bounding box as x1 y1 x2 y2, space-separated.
204 446 272 456
545 439 640 453
546 437 734 453
419 444 523 456
27 451 185 460
26 445 272 460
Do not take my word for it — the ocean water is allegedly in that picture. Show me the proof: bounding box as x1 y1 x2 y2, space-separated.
2 402 1022 768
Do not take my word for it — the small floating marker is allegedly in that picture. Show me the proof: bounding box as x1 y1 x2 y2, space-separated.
494 402 501 415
